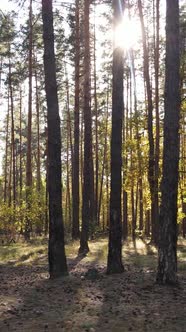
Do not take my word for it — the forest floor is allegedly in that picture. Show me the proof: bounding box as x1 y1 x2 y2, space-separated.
0 237 186 332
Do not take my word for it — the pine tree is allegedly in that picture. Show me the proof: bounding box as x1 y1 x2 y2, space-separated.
107 0 124 274
156 0 180 285
79 0 94 254
42 0 68 278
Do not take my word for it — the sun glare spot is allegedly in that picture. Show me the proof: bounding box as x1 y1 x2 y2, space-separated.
114 11 140 50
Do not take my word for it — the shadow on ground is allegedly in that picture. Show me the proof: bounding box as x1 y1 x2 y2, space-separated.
0 238 185 332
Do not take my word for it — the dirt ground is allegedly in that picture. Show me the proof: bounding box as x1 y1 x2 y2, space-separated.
0 238 185 332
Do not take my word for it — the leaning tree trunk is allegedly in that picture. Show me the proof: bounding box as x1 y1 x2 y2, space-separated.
156 0 180 285
107 0 124 274
42 0 68 278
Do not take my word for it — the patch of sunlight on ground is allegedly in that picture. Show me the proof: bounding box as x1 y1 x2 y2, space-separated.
124 238 156 255
66 238 108 264
0 242 47 265
0 236 185 270
65 240 80 256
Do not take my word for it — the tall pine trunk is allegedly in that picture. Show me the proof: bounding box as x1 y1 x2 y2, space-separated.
19 87 23 202
72 0 80 239
154 0 160 244
79 0 94 253
156 0 180 285
138 0 157 244
93 5 99 226
42 0 68 278
4 92 10 203
123 69 129 239
35 68 41 194
98 101 109 225
107 0 124 274
9 58 16 208
25 0 33 240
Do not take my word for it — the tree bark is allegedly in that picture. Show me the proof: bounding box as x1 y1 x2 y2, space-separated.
79 0 94 253
98 101 109 225
156 0 180 285
25 0 33 240
138 0 157 244
72 0 80 239
9 58 16 208
93 4 99 226
42 0 68 278
123 68 129 239
35 68 41 194
154 0 160 244
19 87 23 202
4 90 10 203
107 0 124 274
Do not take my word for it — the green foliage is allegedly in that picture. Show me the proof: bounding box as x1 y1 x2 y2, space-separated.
0 187 47 237
0 203 16 235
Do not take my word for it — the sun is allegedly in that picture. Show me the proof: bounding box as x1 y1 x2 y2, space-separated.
114 11 141 50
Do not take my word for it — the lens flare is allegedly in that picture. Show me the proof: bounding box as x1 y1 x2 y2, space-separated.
114 11 140 50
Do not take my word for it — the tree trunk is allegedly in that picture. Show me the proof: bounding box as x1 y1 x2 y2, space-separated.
25 0 33 240
93 5 99 226
156 0 180 285
0 56 2 91
138 0 157 244
130 45 144 233
98 101 109 225
145 210 151 237
35 68 41 194
154 0 160 244
9 58 16 208
107 0 124 274
19 87 23 202
131 186 136 240
123 68 129 239
4 91 10 203
45 127 49 236
182 202 186 238
42 0 68 278
72 1 80 238
123 190 128 239
79 0 94 253
65 121 71 227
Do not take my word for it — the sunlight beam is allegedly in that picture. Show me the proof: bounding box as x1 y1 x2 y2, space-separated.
114 9 141 50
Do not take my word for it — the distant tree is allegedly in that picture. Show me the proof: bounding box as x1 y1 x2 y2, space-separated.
107 0 124 274
8 52 16 209
42 0 68 278
138 0 157 244
156 0 180 284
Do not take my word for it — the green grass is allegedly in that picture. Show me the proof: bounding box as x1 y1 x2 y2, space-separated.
0 242 47 264
0 237 185 273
